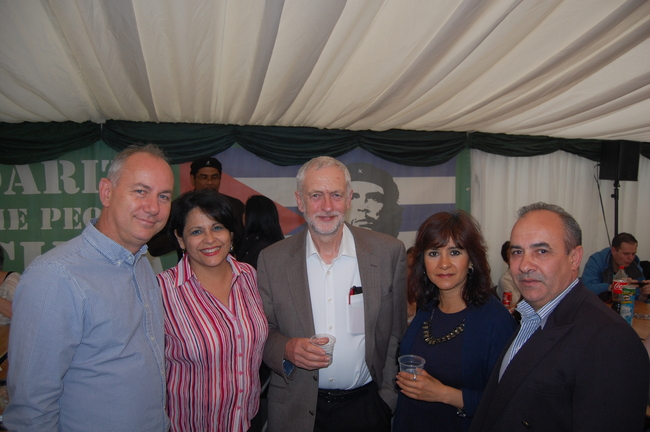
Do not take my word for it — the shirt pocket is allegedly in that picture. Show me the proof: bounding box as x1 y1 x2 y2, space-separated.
347 293 365 334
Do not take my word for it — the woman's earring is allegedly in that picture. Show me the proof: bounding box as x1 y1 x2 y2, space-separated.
468 265 474 276
230 244 234 253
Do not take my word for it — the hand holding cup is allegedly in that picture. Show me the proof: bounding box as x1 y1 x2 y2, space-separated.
310 334 336 367
398 354 426 381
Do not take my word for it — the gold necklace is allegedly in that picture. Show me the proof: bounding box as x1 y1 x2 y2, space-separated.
422 308 465 345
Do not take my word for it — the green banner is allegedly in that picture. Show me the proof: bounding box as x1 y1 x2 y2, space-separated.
1 141 115 272
0 141 184 272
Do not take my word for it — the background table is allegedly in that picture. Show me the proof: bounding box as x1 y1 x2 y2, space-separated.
632 301 650 340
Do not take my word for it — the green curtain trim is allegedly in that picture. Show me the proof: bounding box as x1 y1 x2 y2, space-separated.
1 120 648 166
455 148 472 213
0 121 100 165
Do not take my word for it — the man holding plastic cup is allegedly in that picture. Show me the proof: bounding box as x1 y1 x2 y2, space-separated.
257 156 407 432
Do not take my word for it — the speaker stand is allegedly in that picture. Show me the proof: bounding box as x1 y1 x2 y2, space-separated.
611 179 620 237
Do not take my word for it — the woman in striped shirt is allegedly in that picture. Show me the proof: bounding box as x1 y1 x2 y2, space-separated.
157 189 268 431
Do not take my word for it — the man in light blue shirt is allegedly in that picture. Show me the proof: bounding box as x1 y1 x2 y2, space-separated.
4 144 175 432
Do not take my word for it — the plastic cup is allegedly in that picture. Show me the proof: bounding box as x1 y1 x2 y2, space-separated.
398 354 426 377
310 334 336 365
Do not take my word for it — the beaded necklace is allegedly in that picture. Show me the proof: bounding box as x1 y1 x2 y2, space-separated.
422 307 465 345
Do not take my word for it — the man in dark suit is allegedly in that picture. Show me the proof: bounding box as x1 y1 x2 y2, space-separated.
257 156 406 432
470 202 649 432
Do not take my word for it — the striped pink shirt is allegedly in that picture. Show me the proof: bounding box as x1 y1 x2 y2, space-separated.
157 255 268 432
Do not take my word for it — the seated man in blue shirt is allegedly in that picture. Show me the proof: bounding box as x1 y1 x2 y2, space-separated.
4 144 174 432
581 232 649 298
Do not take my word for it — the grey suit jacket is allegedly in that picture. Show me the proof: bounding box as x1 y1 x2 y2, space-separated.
469 282 649 432
257 224 407 432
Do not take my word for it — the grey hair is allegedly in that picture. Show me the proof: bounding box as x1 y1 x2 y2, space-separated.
517 202 582 252
296 156 351 193
107 144 169 185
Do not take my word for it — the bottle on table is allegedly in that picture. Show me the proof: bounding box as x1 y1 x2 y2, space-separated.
620 286 636 325
611 266 628 314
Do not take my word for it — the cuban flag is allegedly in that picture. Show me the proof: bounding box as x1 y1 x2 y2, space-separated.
179 146 456 249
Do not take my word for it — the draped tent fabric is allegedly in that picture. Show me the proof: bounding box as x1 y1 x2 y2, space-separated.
1 0 649 281
3 120 649 166
0 122 101 164
1 0 650 143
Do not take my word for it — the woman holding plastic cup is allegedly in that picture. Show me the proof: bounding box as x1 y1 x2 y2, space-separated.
393 211 517 432
157 190 268 432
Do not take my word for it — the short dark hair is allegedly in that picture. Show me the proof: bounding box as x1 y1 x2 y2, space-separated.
190 155 223 176
244 195 284 243
517 202 582 253
500 241 511 264
409 210 492 309
612 232 637 249
168 189 237 243
347 162 399 204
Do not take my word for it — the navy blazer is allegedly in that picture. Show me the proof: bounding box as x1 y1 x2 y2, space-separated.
469 281 650 432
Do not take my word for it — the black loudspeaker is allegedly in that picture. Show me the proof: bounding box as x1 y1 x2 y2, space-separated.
599 141 640 181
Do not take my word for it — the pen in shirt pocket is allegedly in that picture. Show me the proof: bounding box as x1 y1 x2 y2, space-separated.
348 286 363 304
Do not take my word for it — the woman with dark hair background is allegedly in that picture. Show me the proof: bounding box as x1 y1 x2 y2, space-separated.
393 211 516 432
157 189 268 432
238 195 284 269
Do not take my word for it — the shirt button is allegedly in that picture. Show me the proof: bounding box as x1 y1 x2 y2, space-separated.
328 326 332 330
329 378 334 382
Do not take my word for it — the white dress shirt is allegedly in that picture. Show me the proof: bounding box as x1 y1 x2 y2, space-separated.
306 225 372 390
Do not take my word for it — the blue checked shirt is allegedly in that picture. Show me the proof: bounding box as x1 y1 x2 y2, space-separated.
4 220 169 432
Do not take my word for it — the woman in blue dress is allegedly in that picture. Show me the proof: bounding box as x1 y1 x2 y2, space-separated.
394 211 517 432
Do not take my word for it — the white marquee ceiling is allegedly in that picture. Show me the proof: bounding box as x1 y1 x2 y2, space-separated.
1 0 649 142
